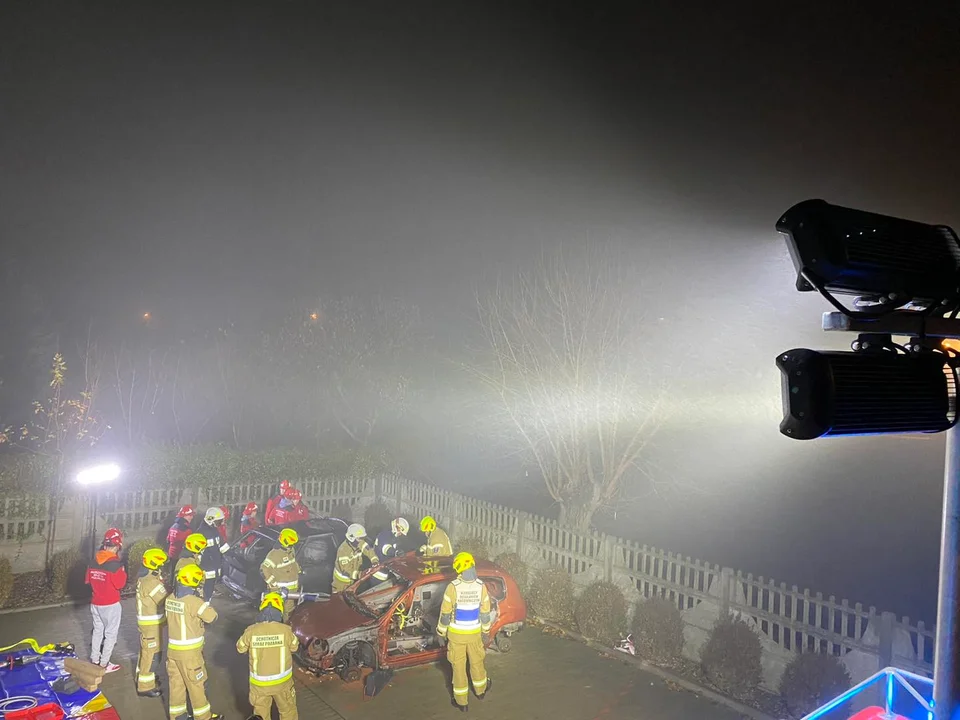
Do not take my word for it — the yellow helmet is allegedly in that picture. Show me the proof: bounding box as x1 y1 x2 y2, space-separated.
420 516 437 533
176 563 204 587
260 592 284 614
184 533 207 554
142 547 168 570
278 528 299 548
452 552 475 574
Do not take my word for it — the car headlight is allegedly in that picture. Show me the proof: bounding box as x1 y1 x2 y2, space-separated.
306 638 329 660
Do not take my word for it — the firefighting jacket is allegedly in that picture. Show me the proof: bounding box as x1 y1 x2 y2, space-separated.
438 577 491 637
236 621 299 687
260 547 301 589
136 571 170 630
421 527 453 557
375 530 405 559
333 538 379 586
165 594 218 651
167 517 192 559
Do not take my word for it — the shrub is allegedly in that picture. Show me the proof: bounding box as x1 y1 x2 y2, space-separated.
126 539 160 584
48 548 86 598
701 613 763 699
631 595 686 665
455 535 489 561
329 501 354 523
494 552 530 597
0 555 12 607
526 566 575 626
575 581 627 646
779 652 852 718
363 501 393 538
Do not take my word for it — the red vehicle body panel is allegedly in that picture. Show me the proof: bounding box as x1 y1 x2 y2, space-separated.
291 555 526 675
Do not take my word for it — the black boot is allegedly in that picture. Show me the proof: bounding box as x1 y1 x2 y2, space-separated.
451 699 468 713
476 677 492 700
137 688 162 698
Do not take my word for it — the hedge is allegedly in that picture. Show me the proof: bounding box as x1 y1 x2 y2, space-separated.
631 595 686 665
701 613 763 699
0 555 12 606
575 581 627 646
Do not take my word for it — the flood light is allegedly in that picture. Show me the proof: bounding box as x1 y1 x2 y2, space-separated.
776 348 955 439
777 199 960 312
75 463 121 486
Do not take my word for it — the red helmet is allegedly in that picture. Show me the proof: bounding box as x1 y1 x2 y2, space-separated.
243 502 258 515
288 489 302 503
219 505 231 520
177 505 195 518
102 528 123 547
279 480 290 493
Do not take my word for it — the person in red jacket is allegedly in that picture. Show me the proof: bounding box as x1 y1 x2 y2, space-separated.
287 489 310 522
264 480 290 522
217 505 231 544
85 528 127 673
239 502 259 549
167 505 195 559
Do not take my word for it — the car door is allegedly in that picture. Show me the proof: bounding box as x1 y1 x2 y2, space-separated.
224 531 272 597
297 533 336 594
382 580 449 668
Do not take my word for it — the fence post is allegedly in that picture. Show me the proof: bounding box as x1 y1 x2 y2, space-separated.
515 512 527 557
602 534 614 582
395 480 403 516
878 611 896 668
719 567 734 617
374 474 383 504
448 497 461 543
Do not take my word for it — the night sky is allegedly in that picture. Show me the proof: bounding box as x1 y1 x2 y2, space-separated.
2 1 960 621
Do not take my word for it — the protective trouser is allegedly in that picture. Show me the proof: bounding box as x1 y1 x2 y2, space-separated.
331 577 350 594
90 602 122 666
136 631 162 692
250 678 298 720
447 635 488 707
202 570 218 601
167 650 212 720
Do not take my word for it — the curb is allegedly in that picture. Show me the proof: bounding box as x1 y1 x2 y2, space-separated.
0 599 80 615
532 617 778 720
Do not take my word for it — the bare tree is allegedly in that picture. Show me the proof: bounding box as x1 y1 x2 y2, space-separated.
473 249 665 531
111 344 170 444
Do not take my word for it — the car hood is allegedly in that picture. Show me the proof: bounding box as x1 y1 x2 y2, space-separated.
293 593 378 642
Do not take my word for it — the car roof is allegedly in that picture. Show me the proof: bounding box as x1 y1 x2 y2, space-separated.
251 517 348 541
387 555 503 582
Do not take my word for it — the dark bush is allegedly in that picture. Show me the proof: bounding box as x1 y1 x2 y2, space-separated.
701 613 763 699
779 652 852 718
631 595 686 665
329 501 354 523
526 566 575 626
494 552 530 597
455 535 490 561
48 548 87 598
0 555 12 607
363 501 393 538
575 581 627 646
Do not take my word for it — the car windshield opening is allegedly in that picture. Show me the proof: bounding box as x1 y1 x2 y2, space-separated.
350 570 411 616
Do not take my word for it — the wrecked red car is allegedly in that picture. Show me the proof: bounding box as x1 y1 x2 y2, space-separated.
290 555 526 681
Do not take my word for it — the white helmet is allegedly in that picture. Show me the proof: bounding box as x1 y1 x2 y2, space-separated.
204 506 225 525
391 517 409 536
346 523 366 543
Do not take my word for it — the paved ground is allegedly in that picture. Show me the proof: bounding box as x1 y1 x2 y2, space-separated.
0 596 746 720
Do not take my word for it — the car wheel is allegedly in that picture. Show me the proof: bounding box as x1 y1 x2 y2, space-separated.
494 633 512 653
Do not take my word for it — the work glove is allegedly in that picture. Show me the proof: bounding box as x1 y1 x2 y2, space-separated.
418 545 427 554
437 633 447 647
482 632 490 646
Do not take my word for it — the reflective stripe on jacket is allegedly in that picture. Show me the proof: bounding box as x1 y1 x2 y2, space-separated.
236 620 299 686
165 595 217 651
136 573 169 627
438 578 492 636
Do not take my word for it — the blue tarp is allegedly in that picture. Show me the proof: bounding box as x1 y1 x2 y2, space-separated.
0 649 112 719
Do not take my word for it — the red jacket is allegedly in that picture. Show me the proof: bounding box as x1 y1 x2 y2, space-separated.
85 550 127 605
265 501 309 526
264 494 282 521
166 517 192 559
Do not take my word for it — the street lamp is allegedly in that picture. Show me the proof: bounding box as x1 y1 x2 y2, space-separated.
75 463 121 557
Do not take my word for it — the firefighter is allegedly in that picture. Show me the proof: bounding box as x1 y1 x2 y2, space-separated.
166 506 195 565
418 516 453 557
332 524 379 593
198 507 230 601
236 593 299 720
259 528 301 620
437 552 492 712
165 563 222 720
375 517 410 559
265 480 291 523
217 506 231 544
135 547 170 697
239 502 259 549
85 528 127 672
176 533 208 597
